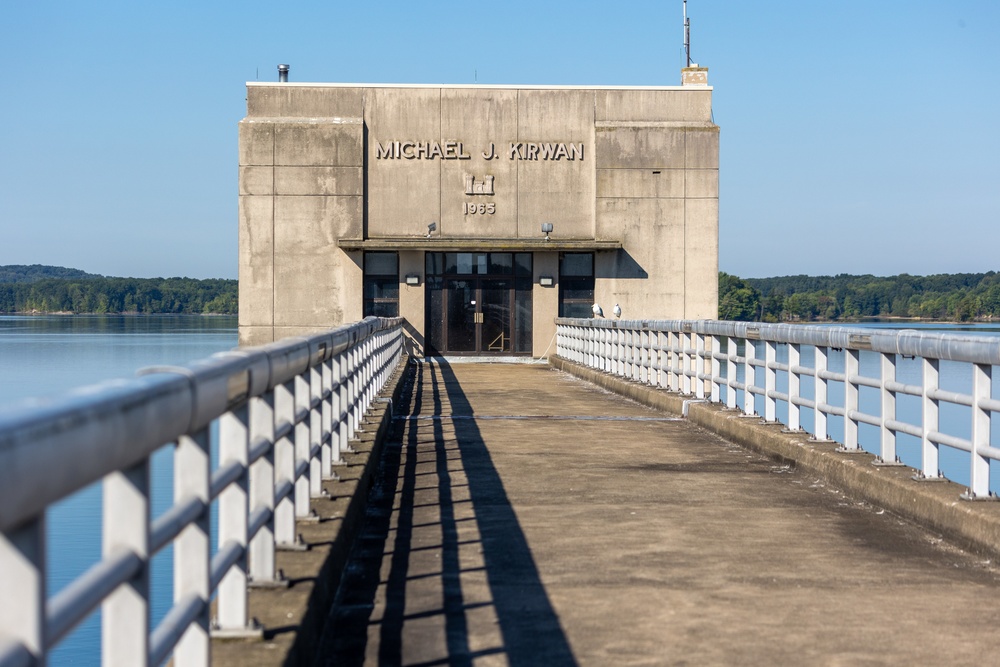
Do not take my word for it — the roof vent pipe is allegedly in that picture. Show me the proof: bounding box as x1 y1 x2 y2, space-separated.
277 64 289 83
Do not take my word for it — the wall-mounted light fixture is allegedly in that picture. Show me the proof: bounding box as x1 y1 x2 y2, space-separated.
426 222 437 238
539 276 555 287
541 222 553 241
405 274 421 286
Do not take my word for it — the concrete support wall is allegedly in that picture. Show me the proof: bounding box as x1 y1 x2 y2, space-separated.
533 252 559 355
592 92 719 321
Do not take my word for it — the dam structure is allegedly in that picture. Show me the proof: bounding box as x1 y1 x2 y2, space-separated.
237 66 719 354
7 66 1000 665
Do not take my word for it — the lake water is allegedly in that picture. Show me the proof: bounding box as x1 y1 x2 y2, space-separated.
0 315 237 666
1 316 998 665
738 321 1000 491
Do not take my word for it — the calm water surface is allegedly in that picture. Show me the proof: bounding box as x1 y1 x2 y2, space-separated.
0 315 237 666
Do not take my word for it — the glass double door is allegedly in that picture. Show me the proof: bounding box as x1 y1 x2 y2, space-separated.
438 278 512 354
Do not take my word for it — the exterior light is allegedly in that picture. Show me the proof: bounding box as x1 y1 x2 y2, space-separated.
541 222 553 241
539 276 555 287
426 221 437 238
405 274 421 286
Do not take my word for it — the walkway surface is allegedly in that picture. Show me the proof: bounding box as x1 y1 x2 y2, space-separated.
315 361 1000 666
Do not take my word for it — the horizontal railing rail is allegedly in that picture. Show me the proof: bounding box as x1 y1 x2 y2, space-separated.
556 318 1000 500
0 317 404 667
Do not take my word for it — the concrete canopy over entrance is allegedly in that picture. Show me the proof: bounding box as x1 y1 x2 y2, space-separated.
238 76 719 354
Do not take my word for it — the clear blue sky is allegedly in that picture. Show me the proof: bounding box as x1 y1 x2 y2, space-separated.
1 1 997 279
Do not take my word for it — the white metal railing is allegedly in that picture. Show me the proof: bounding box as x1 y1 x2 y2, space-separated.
557 318 1000 500
0 317 404 667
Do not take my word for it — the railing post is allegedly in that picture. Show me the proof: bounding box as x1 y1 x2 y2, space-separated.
844 349 861 451
321 351 334 478
249 393 278 583
103 460 151 667
788 343 801 430
814 346 829 440
656 331 667 388
274 381 297 546
598 325 605 371
337 349 350 457
764 340 777 422
726 336 738 409
920 358 941 479
743 338 756 416
649 330 660 387
347 343 359 439
624 327 632 379
643 329 653 386
681 331 692 395
966 363 992 499
694 332 706 399
173 429 210 666
0 518 45 665
294 372 312 516
710 335 722 402
879 352 898 464
217 405 251 632
308 362 322 497
665 331 677 390
628 327 637 380
590 325 598 369
609 326 617 374
362 336 373 413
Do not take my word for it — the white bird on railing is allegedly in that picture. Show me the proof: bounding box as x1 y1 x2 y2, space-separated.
592 303 604 318
613 303 622 319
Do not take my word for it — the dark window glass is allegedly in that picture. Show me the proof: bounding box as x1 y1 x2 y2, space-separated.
364 251 399 317
426 276 444 352
455 253 474 274
560 253 593 277
514 277 533 353
560 284 595 301
514 253 532 277
426 252 444 277
558 253 594 318
489 253 513 274
561 301 594 319
365 252 397 275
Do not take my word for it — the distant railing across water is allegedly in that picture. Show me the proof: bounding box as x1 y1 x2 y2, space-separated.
557 318 1000 498
0 317 403 667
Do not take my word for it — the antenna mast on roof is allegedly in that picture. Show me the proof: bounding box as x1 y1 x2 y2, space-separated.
683 0 692 67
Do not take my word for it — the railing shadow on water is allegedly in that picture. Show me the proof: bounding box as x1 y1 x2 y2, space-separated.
319 359 578 667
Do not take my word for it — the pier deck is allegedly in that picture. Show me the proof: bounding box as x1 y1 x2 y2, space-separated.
314 361 1000 666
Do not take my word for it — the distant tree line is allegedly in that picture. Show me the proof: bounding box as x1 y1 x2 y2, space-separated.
0 264 102 283
719 271 1000 323
0 266 237 314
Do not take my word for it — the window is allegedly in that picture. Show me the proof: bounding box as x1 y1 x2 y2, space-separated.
558 253 594 318
363 252 399 317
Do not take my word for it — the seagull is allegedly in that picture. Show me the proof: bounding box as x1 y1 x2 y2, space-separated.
592 303 604 318
613 303 622 319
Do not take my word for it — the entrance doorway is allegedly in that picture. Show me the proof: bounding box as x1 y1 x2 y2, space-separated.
425 252 532 355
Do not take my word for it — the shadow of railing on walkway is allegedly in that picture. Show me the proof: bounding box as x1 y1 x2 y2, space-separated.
317 359 577 666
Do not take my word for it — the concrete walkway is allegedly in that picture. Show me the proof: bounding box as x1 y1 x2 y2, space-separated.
316 361 1000 666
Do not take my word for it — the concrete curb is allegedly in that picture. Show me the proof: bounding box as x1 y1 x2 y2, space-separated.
212 355 412 667
550 355 1000 560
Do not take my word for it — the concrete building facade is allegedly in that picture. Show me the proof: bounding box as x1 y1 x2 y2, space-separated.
238 69 718 355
